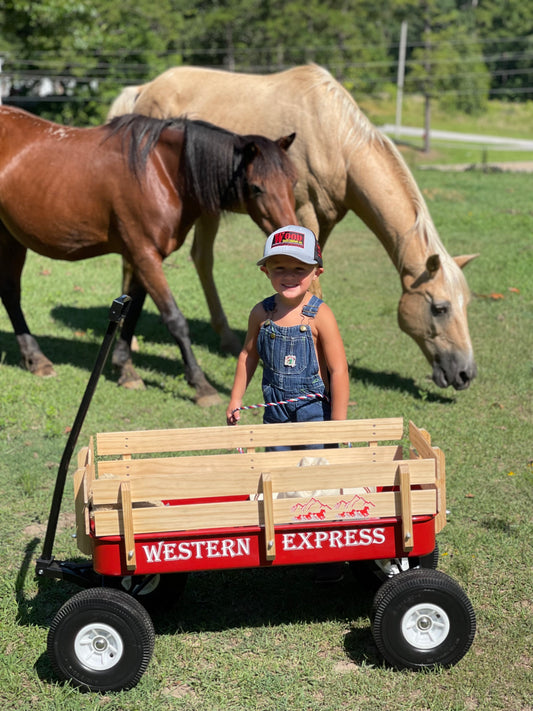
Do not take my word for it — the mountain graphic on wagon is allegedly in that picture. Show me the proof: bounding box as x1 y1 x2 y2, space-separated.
290 493 375 521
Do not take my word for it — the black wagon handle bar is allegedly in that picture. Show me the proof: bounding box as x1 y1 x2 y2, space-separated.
38 295 131 566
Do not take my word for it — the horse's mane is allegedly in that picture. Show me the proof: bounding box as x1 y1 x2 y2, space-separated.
301 64 464 289
104 114 295 215
182 118 297 213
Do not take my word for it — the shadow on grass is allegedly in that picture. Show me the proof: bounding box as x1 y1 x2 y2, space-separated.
2 328 453 406
0 325 230 401
349 362 456 404
1 299 241 369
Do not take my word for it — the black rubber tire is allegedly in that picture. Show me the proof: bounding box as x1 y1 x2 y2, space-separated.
371 568 476 670
47 587 155 691
106 572 188 612
412 543 440 571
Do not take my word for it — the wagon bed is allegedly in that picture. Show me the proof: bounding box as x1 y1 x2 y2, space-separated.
74 417 445 576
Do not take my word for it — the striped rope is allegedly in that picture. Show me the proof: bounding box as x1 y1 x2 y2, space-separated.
232 392 328 415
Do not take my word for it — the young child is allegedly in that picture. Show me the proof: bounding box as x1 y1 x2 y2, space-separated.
226 225 349 432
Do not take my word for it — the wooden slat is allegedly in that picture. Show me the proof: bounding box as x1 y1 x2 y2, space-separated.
96 445 404 480
73 469 93 555
120 481 137 571
93 490 437 537
82 436 96 495
434 447 446 533
409 421 435 459
398 463 414 552
261 474 276 561
409 421 446 533
95 418 404 456
77 445 90 469
90 459 437 506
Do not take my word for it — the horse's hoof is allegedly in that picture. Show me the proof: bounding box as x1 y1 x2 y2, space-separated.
195 392 222 407
119 377 146 390
23 358 57 378
35 364 57 377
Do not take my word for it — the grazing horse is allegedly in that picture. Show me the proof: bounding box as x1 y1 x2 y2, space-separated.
0 106 297 405
108 64 478 390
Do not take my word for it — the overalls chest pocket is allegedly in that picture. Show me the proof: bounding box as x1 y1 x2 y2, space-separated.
263 324 316 377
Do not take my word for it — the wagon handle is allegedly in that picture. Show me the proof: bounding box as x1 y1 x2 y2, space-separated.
36 295 131 574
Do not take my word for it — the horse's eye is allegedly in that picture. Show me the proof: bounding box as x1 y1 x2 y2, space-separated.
249 184 263 197
431 302 449 317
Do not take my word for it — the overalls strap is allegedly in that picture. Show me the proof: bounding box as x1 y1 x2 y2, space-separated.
301 295 323 318
262 295 276 314
262 294 323 318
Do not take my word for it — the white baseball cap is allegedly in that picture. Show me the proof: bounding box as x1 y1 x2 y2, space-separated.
257 225 323 267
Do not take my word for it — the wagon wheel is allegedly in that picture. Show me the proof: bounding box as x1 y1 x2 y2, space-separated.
47 587 155 692
350 543 439 590
371 568 476 670
104 572 188 612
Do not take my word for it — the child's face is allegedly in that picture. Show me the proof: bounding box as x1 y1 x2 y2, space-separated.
260 255 323 299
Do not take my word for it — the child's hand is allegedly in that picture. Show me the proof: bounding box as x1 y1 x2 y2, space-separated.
226 406 241 426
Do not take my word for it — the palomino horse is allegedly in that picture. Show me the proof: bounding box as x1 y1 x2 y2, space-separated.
108 64 478 390
0 106 297 405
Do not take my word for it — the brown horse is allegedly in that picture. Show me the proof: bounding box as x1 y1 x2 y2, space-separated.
109 64 478 390
0 106 297 405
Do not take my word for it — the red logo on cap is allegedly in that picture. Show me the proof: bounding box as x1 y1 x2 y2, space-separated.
272 231 305 249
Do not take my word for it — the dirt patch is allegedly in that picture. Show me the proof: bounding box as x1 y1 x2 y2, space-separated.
24 512 76 538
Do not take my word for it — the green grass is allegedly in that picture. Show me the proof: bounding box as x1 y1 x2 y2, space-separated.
0 170 532 710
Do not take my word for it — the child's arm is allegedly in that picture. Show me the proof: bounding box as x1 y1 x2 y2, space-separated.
226 305 263 425
315 304 350 420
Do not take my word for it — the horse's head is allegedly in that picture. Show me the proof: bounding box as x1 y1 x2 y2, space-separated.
398 253 478 390
240 132 298 234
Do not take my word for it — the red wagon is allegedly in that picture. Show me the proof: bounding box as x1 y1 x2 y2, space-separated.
36 297 476 692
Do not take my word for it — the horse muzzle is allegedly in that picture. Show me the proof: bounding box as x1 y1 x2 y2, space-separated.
432 355 477 390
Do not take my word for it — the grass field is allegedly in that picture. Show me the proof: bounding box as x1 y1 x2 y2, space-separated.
0 168 532 710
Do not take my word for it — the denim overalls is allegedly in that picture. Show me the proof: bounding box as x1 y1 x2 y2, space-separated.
257 294 331 431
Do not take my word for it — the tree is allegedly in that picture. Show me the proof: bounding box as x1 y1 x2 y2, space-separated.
473 0 533 100
403 0 490 149
0 0 184 123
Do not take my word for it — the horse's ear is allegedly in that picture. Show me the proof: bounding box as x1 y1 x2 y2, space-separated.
426 254 441 275
277 133 296 151
454 254 479 269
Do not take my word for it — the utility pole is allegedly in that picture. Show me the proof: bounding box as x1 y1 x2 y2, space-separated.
423 14 431 153
395 21 408 139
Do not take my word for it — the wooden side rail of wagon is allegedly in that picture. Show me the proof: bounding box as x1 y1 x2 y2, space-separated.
73 418 445 573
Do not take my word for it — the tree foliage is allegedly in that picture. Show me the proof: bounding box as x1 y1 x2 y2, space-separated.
0 0 530 124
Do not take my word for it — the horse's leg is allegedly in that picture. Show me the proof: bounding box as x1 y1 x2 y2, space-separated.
111 277 147 390
121 256 139 352
0 227 56 376
134 257 221 407
190 215 242 356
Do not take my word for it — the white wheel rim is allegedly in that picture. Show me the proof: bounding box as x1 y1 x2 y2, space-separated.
401 602 450 649
74 622 124 671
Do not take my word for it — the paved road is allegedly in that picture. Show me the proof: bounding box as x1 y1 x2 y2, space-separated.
380 124 533 151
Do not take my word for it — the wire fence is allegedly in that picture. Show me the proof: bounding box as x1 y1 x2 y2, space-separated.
2 34 533 104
